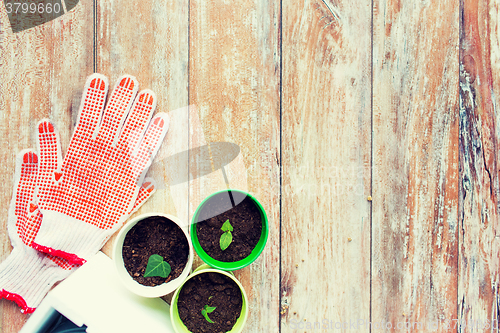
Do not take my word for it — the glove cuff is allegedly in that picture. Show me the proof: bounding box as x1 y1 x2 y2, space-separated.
32 210 118 265
0 247 74 313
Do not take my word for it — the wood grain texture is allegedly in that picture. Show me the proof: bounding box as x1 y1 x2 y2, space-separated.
372 0 459 331
189 0 281 331
0 1 93 331
281 0 372 330
95 0 189 255
4 0 500 331
459 0 500 330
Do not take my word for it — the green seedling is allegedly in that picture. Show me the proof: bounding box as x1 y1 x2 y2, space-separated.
144 254 171 278
201 304 216 323
220 219 233 251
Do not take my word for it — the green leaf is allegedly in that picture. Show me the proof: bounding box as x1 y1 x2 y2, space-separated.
144 254 171 278
201 305 216 323
205 305 216 313
220 220 233 251
220 231 233 251
221 219 233 232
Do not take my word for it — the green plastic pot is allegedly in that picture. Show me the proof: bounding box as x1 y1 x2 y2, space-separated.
190 189 269 271
170 264 248 333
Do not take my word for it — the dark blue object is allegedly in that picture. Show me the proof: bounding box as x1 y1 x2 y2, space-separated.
44 313 87 333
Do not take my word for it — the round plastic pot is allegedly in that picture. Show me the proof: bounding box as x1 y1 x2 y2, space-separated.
112 212 194 298
170 264 248 333
190 189 268 271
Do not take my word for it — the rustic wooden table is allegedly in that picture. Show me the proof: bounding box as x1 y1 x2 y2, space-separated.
0 0 498 332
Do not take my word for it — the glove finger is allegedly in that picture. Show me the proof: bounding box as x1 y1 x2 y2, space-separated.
128 178 156 215
8 150 38 247
117 90 156 154
37 120 62 183
95 75 138 146
59 74 108 181
133 113 170 177
72 73 109 142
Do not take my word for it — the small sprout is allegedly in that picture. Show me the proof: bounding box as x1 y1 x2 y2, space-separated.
201 305 216 323
220 219 233 251
221 219 233 232
144 254 171 278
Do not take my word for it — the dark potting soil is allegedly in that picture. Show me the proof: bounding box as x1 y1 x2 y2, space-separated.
122 216 189 287
177 272 243 333
195 191 262 262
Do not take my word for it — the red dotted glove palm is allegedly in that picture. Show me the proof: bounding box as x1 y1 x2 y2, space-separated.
30 73 169 265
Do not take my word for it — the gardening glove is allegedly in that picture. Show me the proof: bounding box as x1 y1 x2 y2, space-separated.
0 149 77 314
30 73 169 265
0 145 156 314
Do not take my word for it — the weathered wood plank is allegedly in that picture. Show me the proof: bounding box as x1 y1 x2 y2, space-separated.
372 0 459 331
0 1 93 331
281 0 372 330
95 0 189 255
189 0 281 331
459 0 500 330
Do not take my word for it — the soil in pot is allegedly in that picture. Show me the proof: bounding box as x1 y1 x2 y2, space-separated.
177 272 243 333
195 191 262 262
122 216 189 287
